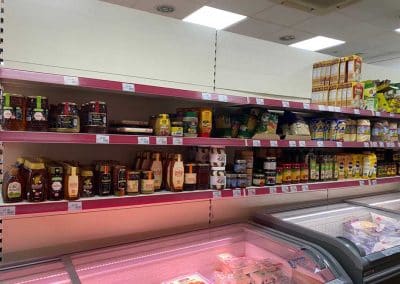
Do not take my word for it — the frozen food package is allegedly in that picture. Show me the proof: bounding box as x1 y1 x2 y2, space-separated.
162 273 211 284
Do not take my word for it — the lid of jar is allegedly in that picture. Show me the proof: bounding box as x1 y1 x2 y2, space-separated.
185 163 197 166
24 159 45 170
237 174 248 178
253 173 265 177
158 113 169 118
265 157 276 160
128 171 140 175
184 111 198 117
211 167 225 171
89 101 106 104
226 173 237 177
61 102 76 105
28 95 47 99
81 169 94 177
235 159 247 164
197 163 210 167
5 93 24 97
16 157 25 164
171 121 183 126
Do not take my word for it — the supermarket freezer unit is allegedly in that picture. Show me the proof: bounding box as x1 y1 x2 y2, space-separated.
254 202 400 284
347 192 400 215
0 223 351 284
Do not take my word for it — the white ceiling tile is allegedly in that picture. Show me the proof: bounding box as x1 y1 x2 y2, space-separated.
337 0 395 21
207 0 276 16
226 18 285 40
267 27 316 45
133 0 209 19
254 4 313 27
101 0 139 8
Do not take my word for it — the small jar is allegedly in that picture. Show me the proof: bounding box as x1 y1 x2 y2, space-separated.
154 114 171 136
171 121 183 137
234 160 247 174
126 171 140 195
263 157 276 171
276 166 283 185
183 111 198 137
113 165 127 196
265 171 276 186
197 163 210 190
81 101 107 133
210 167 226 190
226 173 238 189
184 163 197 191
300 163 309 183
47 163 64 201
141 171 154 194
237 174 248 188
2 93 26 131
49 102 80 133
282 164 292 184
252 173 265 186
291 163 301 184
26 96 49 131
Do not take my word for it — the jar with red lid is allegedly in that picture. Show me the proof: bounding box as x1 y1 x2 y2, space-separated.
291 163 301 184
26 96 49 131
49 102 80 133
81 101 107 133
282 164 292 184
2 93 26 131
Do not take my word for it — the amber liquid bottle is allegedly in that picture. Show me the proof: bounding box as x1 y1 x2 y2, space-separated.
2 164 23 203
150 153 163 191
64 164 80 200
169 154 184 192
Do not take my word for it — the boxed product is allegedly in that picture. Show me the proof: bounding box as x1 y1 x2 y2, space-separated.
346 55 362 82
339 58 347 84
328 85 338 106
362 80 377 111
346 82 364 109
329 59 340 85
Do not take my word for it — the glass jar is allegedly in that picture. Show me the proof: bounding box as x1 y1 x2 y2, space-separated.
2 163 23 203
2 93 26 131
25 159 47 202
197 163 210 190
237 174 248 188
184 163 197 191
282 164 292 184
154 114 171 136
113 165 127 196
276 166 283 185
95 162 112 196
226 173 237 189
49 102 80 133
141 171 155 194
252 173 265 186
47 163 64 201
210 167 226 190
26 96 49 131
80 168 95 197
263 157 277 171
291 163 301 184
300 163 309 183
171 120 183 137
126 171 140 195
183 111 198 137
265 171 276 186
81 101 107 133
234 160 247 174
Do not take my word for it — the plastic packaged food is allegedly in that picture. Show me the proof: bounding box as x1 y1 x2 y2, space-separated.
310 119 325 140
344 119 357 142
2 162 24 203
80 101 107 133
215 113 232 138
255 111 278 135
356 119 371 142
389 122 398 142
63 163 80 201
25 159 47 202
26 96 49 131
328 119 346 141
49 102 79 133
154 114 171 136
238 114 258 138
2 93 26 131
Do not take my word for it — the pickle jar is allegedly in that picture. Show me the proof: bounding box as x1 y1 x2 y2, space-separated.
26 96 49 131
2 93 26 131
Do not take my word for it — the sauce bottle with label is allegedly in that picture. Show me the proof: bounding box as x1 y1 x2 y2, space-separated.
2 163 24 203
47 162 64 201
126 171 140 195
113 165 127 196
141 152 152 171
169 154 184 192
80 168 95 197
63 164 80 200
96 163 112 196
25 159 47 202
150 152 163 190
134 152 142 170
184 163 197 191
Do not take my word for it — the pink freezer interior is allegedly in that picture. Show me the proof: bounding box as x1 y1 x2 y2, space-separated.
70 224 335 283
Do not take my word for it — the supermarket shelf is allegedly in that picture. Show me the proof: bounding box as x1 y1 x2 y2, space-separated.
1 68 400 119
1 177 399 217
1 131 400 148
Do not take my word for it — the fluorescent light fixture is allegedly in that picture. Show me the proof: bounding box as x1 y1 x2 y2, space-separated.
183 6 246 30
395 28 400 33
290 36 345 51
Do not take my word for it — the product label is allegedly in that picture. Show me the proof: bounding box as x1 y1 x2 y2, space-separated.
7 182 21 198
82 178 94 196
53 115 78 129
3 108 12 119
68 176 79 197
172 166 184 189
87 112 107 127
29 174 45 201
210 153 227 167
141 179 154 193
127 180 139 193
184 173 197 185
99 174 112 195
210 176 226 187
152 166 163 189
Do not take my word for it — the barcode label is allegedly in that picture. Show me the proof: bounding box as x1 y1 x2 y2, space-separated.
213 191 221 198
138 136 150 145
122 83 135 92
317 141 324 147
156 137 168 145
303 103 310 109
318 105 326 111
363 142 370 147
256 98 264 105
390 113 395 117
282 101 290 108
68 202 82 212
290 185 297 192
371 142 378 147
63 76 79 86
370 179 377 186
359 180 366 186
334 107 341 112
253 140 261 147
353 109 360 114
282 185 289 193
248 188 256 196
270 140 278 147
218 95 228 102
0 206 16 217
328 106 335 112
299 141 306 147
269 187 277 194
289 141 296 147
379 142 385 148
96 135 109 144
173 137 183 145
375 111 381 117
301 184 309 191
336 142 343 147
201 93 212 100
233 189 241 197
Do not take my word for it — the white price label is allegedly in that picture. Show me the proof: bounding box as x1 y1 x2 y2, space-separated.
289 141 297 147
290 185 297 192
282 101 290 108
213 191 221 199
372 142 378 147
359 180 366 186
334 106 341 112
299 141 306 147
201 92 212 100
269 187 277 194
270 140 278 147
96 134 109 144
363 142 370 148
63 76 79 86
247 188 256 196
122 82 135 92
303 103 310 110
353 109 360 115
318 105 326 111
256 98 264 105
336 142 343 147
253 140 261 147
156 137 168 145
317 141 324 147
379 142 385 148
390 113 395 117
173 137 183 145
328 106 335 112
68 201 82 212
0 206 16 217
138 136 150 145
375 111 381 117
218 95 228 102
282 185 289 193
233 189 242 197
301 184 309 191
371 179 378 186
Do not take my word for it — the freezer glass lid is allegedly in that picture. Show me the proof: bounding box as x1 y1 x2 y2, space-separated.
70 224 337 283
273 203 400 256
349 192 400 212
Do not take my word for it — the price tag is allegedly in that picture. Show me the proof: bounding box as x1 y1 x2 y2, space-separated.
122 82 135 92
290 185 297 192
299 141 306 147
301 184 309 191
0 206 16 217
317 141 324 147
353 109 360 115
96 134 109 144
303 103 310 110
269 187 277 194
336 142 343 147
252 140 261 147
359 180 366 187
68 201 82 212
328 106 335 112
138 136 150 145
270 140 278 147
370 179 378 186
375 111 381 117
289 141 297 147
372 142 378 147
173 137 183 145
390 113 395 117
256 98 264 105
363 142 370 148
63 76 79 86
156 137 168 145
212 191 221 199
318 105 326 111
282 101 290 108
247 188 256 196
282 185 289 193
379 142 385 148
233 189 242 197
201 93 212 100
334 106 341 112
218 95 228 102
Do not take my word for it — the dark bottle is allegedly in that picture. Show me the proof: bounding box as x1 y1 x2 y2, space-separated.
47 163 64 201
97 163 112 196
113 165 127 196
80 168 95 197
2 163 23 203
25 159 47 202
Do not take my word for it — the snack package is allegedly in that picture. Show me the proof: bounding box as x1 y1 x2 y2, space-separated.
310 119 325 140
344 154 353 179
344 119 357 142
377 93 392 113
328 119 346 141
339 58 347 84
328 85 338 106
255 111 278 135
352 154 363 179
362 80 377 111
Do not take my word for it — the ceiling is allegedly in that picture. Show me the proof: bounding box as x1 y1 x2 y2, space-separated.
102 0 400 64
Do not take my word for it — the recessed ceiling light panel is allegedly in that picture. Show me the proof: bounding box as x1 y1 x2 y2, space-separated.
290 36 345 51
183 6 246 30
395 28 400 33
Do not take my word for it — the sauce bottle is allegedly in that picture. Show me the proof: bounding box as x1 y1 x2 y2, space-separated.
134 152 142 170
80 168 95 197
184 163 197 191
25 159 47 202
169 154 184 192
166 153 174 190
113 165 127 196
154 114 171 136
96 163 112 196
47 162 64 201
141 152 152 171
150 152 163 190
63 164 80 200
2 163 24 203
